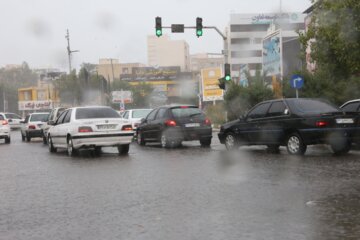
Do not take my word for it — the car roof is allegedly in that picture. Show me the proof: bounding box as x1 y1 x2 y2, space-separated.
68 106 112 110
30 112 49 115
340 99 360 108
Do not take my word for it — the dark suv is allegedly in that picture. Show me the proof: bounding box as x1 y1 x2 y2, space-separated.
136 105 212 148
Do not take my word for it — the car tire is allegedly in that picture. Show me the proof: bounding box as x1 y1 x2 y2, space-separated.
94 146 102 155
26 133 31 142
286 133 307 155
200 138 211 147
267 144 280 153
67 137 78 157
5 136 10 144
118 144 129 155
43 136 47 144
224 132 239 150
330 139 351 155
48 136 57 153
137 131 146 146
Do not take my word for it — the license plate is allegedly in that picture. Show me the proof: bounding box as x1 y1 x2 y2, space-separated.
185 123 200 127
97 124 117 130
336 118 354 124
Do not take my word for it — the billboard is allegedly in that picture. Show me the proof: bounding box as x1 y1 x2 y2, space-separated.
111 91 133 103
262 30 282 78
201 68 223 102
18 100 53 111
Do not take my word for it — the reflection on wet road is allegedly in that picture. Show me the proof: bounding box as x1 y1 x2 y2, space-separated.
1 131 360 240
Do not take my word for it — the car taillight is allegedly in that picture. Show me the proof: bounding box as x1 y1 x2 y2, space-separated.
165 119 177 127
28 125 36 129
316 121 329 127
204 118 211 126
121 125 133 131
78 126 93 133
180 106 189 109
1 120 8 125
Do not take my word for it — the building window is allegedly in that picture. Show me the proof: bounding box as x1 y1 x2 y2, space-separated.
231 38 250 44
230 24 269 32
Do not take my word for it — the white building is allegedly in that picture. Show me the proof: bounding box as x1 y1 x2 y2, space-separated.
228 13 305 79
147 35 190 72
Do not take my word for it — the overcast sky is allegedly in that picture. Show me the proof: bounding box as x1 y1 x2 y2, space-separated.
1 0 311 71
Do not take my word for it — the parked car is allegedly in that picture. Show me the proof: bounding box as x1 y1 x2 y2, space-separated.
218 98 360 155
0 112 23 129
41 107 66 144
20 112 50 142
136 105 212 148
0 114 11 144
47 106 134 156
340 99 360 145
121 109 152 130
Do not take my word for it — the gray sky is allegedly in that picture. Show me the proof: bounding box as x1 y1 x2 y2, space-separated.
1 0 311 71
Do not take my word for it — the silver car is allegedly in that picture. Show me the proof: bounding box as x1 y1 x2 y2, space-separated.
47 106 134 156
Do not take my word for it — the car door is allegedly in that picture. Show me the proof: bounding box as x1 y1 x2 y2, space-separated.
142 109 158 140
151 108 168 141
51 110 67 146
56 109 72 147
260 100 290 144
245 102 272 144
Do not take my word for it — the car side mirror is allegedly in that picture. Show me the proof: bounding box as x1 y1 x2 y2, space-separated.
48 120 55 126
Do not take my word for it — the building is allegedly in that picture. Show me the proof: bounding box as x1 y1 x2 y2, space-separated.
147 35 190 72
190 53 224 72
228 13 305 80
96 59 145 83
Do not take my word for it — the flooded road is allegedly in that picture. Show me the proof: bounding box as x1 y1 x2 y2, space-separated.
1 131 360 240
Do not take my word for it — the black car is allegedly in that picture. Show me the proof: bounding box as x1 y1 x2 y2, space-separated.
218 98 360 155
340 99 360 145
136 105 212 148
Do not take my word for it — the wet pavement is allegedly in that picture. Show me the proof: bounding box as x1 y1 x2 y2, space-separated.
1 130 360 240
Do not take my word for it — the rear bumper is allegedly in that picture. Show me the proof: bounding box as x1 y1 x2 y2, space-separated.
299 127 359 145
72 132 134 149
165 127 212 141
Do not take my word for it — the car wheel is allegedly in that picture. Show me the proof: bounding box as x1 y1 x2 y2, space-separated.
330 139 351 155
224 132 239 150
160 132 177 148
200 138 211 147
67 137 78 156
48 136 57 153
5 136 10 144
26 133 31 142
94 146 102 155
137 131 145 146
118 144 129 155
267 144 280 153
286 133 307 155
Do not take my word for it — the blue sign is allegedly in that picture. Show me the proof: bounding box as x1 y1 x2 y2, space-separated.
290 75 304 89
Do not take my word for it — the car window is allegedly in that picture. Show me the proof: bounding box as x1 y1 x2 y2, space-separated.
56 111 67 125
287 99 339 114
123 111 129 119
146 109 158 121
0 115 4 120
156 108 168 119
24 115 30 123
341 102 360 112
132 109 152 118
5 113 21 119
56 108 66 118
267 101 287 117
48 110 55 122
171 107 203 118
63 109 72 123
75 108 120 119
30 114 49 122
247 102 271 119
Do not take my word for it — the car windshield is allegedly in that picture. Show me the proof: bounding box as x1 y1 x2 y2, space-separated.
30 114 49 122
171 107 203 118
5 113 21 119
132 109 152 118
75 108 120 119
287 99 339 114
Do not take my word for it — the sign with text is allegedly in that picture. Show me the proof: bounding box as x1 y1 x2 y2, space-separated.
18 100 53 111
111 91 133 103
263 30 282 78
201 68 223 102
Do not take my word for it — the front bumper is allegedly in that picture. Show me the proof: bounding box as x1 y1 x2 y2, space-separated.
72 132 134 149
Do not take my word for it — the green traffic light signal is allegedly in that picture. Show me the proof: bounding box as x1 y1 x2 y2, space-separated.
156 29 162 37
225 75 231 81
196 17 203 37
196 30 203 37
155 17 162 37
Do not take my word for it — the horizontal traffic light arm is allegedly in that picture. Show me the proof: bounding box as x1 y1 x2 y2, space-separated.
160 26 227 40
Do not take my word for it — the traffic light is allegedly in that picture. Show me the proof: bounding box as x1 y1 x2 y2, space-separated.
224 63 231 81
196 17 203 37
218 78 225 90
155 17 162 37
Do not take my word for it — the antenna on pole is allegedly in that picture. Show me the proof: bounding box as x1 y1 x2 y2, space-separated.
65 29 79 74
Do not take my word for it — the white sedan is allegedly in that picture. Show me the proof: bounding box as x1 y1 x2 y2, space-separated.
47 106 134 156
121 109 152 130
0 115 11 144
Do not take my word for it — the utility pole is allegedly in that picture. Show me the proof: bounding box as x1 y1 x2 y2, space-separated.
65 29 79 74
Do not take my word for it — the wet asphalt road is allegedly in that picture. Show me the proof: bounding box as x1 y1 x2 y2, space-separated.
1 130 360 240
